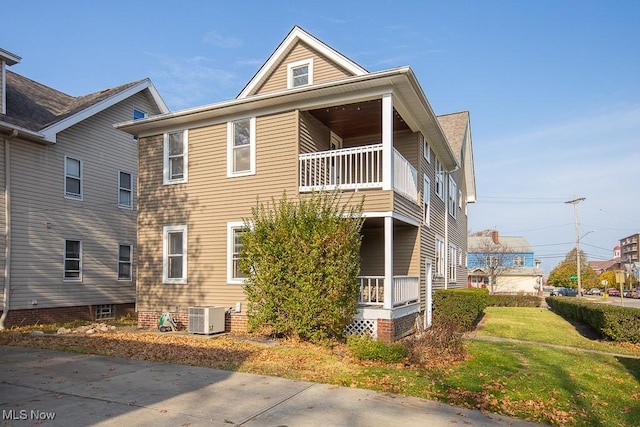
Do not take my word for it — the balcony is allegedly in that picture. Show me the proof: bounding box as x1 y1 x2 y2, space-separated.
358 275 419 308
299 144 418 202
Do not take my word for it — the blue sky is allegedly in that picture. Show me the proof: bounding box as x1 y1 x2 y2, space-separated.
4 1 639 272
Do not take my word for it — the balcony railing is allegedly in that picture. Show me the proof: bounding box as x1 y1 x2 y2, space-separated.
393 149 418 202
299 144 418 202
358 275 419 307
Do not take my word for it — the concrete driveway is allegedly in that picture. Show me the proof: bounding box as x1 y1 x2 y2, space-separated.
0 345 544 426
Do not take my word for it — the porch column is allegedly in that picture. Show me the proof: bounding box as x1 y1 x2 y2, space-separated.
382 93 393 191
384 216 393 309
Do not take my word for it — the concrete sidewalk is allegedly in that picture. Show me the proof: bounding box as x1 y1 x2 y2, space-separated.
0 346 544 426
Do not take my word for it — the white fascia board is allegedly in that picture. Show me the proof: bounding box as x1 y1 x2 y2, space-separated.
238 26 368 99
40 79 163 143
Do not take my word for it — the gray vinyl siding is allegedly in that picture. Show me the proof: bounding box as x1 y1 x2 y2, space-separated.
6 89 162 310
0 140 5 305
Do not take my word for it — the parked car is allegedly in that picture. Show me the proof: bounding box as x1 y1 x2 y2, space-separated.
551 287 578 297
623 289 637 298
607 288 620 297
586 288 602 295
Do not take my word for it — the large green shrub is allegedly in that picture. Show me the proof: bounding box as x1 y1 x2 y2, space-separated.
240 191 364 343
546 297 640 343
432 288 489 332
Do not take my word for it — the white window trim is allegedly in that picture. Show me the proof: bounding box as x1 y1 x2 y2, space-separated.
227 117 256 178
449 244 457 282
63 239 82 282
227 221 247 284
64 156 83 200
163 130 188 185
117 243 133 281
423 173 431 228
118 170 134 209
287 58 314 89
421 134 431 163
163 225 187 284
435 235 445 277
449 179 457 218
435 158 444 201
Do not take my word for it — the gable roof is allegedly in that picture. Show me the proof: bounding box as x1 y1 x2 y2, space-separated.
437 111 476 202
238 26 368 99
0 70 169 143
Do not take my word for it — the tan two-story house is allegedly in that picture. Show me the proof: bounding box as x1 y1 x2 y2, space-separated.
0 48 168 328
118 27 476 341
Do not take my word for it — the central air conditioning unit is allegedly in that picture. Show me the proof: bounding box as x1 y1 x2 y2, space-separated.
188 306 226 334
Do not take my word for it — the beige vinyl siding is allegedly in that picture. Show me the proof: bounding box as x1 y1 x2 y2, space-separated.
255 41 353 95
7 90 161 310
394 225 419 276
419 137 448 291
360 226 384 276
138 111 301 312
299 111 330 154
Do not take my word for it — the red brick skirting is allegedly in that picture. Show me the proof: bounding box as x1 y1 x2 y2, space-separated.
138 310 247 334
0 303 135 328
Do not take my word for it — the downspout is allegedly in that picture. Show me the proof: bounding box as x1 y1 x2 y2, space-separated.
0 130 15 329
444 172 449 289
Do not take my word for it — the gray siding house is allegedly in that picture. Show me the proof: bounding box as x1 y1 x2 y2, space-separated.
0 48 169 328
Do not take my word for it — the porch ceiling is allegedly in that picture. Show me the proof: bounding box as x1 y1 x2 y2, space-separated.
307 99 410 139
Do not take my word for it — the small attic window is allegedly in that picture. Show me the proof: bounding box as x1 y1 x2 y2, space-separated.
133 108 147 120
287 59 313 88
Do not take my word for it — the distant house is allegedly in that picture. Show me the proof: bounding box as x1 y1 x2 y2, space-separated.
467 230 543 294
117 26 476 341
0 48 168 327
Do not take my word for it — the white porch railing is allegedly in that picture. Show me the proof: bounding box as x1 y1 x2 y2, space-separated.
299 144 383 192
358 275 419 307
393 148 418 202
358 276 385 306
392 276 419 306
298 144 418 203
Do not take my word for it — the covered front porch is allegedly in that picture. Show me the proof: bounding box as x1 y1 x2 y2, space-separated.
356 216 420 309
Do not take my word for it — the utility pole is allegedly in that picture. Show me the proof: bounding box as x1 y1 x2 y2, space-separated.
565 197 586 296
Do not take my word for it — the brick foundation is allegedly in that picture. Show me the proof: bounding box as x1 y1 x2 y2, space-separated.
373 312 420 342
0 303 135 328
138 310 248 334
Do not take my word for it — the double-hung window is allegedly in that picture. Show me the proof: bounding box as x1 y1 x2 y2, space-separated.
435 236 445 277
421 134 431 163
163 225 187 284
513 255 525 267
448 179 457 218
118 171 133 209
64 156 82 200
64 239 82 281
118 244 132 280
434 158 444 200
227 222 247 284
227 117 256 177
449 244 457 282
287 59 313 88
163 130 188 184
423 174 431 227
